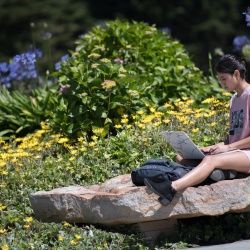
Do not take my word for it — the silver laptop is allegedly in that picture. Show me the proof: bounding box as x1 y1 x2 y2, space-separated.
160 131 239 159
160 131 209 159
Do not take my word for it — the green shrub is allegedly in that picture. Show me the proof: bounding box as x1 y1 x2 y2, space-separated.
50 19 221 139
0 85 56 140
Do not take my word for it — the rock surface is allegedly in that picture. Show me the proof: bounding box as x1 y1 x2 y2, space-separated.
29 174 250 226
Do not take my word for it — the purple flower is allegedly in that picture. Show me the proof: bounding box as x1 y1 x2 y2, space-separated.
0 47 42 88
233 36 250 53
243 7 250 26
59 84 69 94
114 58 124 64
55 54 69 71
159 27 172 35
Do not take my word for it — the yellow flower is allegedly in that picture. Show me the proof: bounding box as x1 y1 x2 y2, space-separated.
195 113 202 118
89 142 96 147
35 155 42 159
202 97 215 104
78 137 84 142
163 119 170 124
114 125 122 129
126 125 132 129
121 118 128 124
0 182 7 188
1 171 8 175
222 92 231 97
210 122 216 127
0 161 6 167
74 234 82 240
58 235 64 241
57 138 69 144
63 222 70 227
69 157 75 162
93 128 104 135
192 128 199 133
137 123 146 129
80 147 87 152
104 243 108 247
23 224 30 229
153 121 162 127
164 103 173 108
0 229 6 234
101 80 116 89
71 239 78 245
149 107 155 113
25 217 33 223
137 110 144 115
70 150 78 155
91 135 98 141
1 245 8 250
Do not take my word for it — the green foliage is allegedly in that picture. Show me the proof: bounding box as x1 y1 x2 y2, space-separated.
0 101 249 248
0 85 56 140
50 19 221 138
175 213 250 245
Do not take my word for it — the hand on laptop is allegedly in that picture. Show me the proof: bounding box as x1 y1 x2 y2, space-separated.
201 144 234 155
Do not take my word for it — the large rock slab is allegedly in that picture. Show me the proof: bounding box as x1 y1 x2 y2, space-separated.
29 174 250 226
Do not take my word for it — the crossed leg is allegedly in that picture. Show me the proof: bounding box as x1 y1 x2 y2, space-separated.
172 152 250 191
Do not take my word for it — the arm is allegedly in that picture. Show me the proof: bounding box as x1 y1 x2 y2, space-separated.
208 136 250 154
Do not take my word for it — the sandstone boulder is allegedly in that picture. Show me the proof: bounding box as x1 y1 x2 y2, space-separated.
29 174 250 226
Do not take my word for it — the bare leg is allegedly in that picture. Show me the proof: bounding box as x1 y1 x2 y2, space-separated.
175 153 201 167
172 152 250 191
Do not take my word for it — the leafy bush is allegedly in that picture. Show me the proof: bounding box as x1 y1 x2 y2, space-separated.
0 85 56 140
50 19 221 139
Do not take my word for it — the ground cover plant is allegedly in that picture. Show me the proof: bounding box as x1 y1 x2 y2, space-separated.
2 96 250 249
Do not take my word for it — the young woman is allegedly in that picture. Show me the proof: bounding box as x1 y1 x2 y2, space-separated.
144 54 250 206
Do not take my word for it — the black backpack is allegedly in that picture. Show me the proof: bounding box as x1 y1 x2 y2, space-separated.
131 158 194 186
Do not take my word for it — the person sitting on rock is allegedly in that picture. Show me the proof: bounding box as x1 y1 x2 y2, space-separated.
144 54 250 206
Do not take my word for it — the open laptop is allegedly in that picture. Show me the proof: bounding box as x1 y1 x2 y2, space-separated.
160 131 239 159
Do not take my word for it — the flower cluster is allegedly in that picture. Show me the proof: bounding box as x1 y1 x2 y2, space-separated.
233 36 250 53
101 80 116 89
243 7 250 26
55 54 69 71
114 58 124 64
0 47 42 88
59 84 70 94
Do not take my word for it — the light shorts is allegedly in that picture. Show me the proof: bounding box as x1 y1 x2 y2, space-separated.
240 149 250 173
